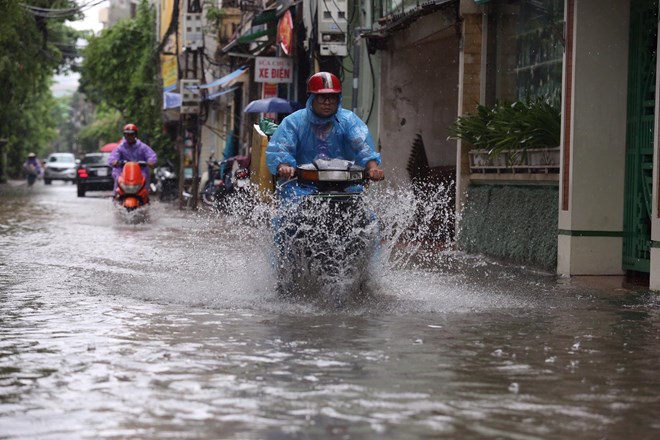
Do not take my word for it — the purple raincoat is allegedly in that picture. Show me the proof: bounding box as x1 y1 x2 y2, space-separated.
23 157 42 175
108 138 158 191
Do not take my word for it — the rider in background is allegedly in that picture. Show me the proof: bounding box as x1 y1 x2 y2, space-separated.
265 71 384 200
23 152 42 175
108 124 157 194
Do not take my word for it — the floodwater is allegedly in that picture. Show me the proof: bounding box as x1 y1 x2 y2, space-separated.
1 181 659 440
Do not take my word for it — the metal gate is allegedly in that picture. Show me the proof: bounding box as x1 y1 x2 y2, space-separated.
623 0 658 272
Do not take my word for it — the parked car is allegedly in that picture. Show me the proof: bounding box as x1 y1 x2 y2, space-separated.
75 152 114 197
44 152 77 184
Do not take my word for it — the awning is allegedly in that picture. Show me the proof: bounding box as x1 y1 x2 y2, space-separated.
208 86 240 100
163 92 182 110
190 66 249 90
238 27 277 44
275 0 301 17
221 7 280 57
251 8 277 26
162 85 240 109
361 0 457 51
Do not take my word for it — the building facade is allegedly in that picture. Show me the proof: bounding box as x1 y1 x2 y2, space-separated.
158 0 660 290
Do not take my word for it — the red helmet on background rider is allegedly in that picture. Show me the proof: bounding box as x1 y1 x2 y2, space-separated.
123 123 138 135
307 72 342 94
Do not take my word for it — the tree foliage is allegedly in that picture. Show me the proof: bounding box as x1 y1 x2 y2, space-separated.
0 0 82 179
77 103 123 147
80 1 168 154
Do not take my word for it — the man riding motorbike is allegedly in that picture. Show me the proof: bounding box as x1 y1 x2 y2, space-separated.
266 71 384 195
265 72 385 294
108 124 157 196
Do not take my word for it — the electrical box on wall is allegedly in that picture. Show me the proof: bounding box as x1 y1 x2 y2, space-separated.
180 80 201 114
183 12 203 50
318 0 347 56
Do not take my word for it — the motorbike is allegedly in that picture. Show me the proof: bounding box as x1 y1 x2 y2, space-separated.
150 159 178 202
24 165 40 187
200 154 224 207
273 159 380 302
201 154 252 214
114 160 150 211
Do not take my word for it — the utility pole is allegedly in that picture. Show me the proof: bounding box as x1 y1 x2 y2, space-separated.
178 0 204 209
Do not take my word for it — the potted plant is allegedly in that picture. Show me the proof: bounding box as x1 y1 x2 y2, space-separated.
449 96 561 172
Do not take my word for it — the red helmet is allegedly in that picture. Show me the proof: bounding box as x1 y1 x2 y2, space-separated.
123 123 138 135
307 72 341 94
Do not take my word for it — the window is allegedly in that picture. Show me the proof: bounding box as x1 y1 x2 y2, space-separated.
487 0 564 105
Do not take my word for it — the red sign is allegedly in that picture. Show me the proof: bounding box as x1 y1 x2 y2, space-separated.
262 83 277 98
277 10 293 55
263 83 278 120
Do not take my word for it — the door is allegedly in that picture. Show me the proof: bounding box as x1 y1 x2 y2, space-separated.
623 0 658 272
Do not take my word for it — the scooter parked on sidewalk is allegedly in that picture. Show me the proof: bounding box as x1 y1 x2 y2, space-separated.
201 154 252 214
150 159 178 202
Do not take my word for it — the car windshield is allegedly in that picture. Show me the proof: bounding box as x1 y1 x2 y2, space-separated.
50 155 75 163
82 154 109 165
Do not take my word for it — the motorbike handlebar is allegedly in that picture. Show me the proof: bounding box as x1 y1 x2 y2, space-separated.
114 160 150 167
279 168 383 182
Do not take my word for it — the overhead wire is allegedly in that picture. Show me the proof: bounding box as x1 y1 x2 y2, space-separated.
18 0 107 19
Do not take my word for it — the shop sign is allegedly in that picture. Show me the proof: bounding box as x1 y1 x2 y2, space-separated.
255 57 293 83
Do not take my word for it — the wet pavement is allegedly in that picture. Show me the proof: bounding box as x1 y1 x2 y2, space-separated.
1 179 659 439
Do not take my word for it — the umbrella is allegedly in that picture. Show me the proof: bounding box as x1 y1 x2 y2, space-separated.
243 97 303 114
99 141 120 152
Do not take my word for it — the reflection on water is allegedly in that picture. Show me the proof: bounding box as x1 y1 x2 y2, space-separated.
1 182 659 439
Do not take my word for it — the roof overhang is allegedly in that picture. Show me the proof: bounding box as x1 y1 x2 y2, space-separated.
361 0 458 53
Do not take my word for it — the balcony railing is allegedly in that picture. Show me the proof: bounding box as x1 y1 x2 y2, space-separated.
469 147 560 175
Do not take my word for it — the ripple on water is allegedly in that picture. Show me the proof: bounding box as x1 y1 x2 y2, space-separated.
3 180 659 440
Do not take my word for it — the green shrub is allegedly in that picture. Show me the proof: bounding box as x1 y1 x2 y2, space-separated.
449 96 560 160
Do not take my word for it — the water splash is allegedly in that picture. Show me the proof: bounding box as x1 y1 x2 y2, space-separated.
190 175 460 305
368 176 456 271
112 202 151 225
115 177 562 314
272 192 379 306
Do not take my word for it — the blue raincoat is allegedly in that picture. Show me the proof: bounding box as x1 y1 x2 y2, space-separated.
266 94 382 273
266 94 381 200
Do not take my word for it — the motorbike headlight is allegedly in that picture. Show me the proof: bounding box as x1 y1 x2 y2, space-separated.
120 182 142 193
349 171 363 180
317 170 354 181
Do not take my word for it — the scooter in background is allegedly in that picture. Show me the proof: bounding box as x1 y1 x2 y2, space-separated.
201 154 252 214
151 159 178 202
200 154 226 208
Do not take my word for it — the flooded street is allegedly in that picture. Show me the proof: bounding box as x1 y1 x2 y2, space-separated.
1 181 659 439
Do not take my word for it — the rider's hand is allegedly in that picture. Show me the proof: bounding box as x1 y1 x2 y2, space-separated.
366 161 384 181
277 164 295 179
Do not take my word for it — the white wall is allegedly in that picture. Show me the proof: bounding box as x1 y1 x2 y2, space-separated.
378 11 460 181
557 0 629 275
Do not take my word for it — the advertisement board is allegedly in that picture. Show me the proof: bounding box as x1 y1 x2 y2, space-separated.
254 57 293 83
